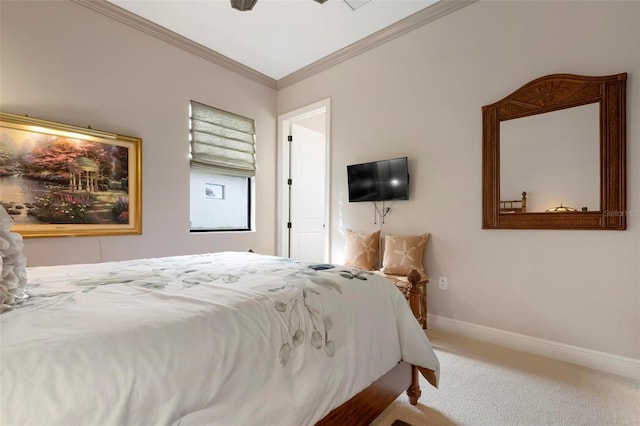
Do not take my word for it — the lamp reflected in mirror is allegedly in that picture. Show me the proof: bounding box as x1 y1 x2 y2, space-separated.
545 204 577 213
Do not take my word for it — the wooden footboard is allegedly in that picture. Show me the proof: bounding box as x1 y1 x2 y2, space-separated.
315 361 420 425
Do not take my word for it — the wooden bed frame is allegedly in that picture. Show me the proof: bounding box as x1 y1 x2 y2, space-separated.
316 269 437 425
316 362 421 425
500 191 527 213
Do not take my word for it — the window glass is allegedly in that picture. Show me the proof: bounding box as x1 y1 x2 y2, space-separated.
189 170 250 231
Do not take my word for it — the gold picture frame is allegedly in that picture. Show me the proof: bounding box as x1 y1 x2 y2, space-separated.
0 112 142 238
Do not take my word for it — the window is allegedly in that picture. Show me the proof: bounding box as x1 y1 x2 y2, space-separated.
189 101 255 232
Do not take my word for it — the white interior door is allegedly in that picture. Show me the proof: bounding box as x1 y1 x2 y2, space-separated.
278 99 330 263
289 120 326 262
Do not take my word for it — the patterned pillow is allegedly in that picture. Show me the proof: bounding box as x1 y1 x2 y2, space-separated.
343 229 380 270
381 233 429 280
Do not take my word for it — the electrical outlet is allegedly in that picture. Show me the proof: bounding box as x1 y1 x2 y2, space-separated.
438 276 448 290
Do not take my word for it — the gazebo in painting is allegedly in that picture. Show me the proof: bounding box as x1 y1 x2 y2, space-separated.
68 157 99 192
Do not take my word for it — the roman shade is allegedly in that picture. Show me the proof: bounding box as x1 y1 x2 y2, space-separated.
189 101 256 177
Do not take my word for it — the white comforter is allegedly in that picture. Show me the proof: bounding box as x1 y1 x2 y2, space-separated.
1 252 439 426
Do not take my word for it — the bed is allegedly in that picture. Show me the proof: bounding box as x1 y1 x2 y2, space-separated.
500 191 527 213
0 251 439 425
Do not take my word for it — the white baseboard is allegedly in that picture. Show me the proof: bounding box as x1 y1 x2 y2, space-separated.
428 314 640 380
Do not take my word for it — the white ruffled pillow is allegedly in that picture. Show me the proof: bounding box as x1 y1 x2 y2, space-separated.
0 206 28 312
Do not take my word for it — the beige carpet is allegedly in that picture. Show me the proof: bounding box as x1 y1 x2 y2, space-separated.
371 329 640 426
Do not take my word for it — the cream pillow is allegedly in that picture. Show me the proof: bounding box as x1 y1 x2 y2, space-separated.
381 233 429 280
343 229 380 270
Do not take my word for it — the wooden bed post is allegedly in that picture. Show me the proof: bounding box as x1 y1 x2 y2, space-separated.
407 364 422 405
407 269 426 328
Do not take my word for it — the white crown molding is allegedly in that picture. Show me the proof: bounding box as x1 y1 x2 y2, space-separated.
276 0 478 89
428 314 640 380
71 0 476 91
70 0 278 90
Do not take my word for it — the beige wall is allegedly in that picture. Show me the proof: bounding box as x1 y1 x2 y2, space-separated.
0 0 278 265
278 0 640 360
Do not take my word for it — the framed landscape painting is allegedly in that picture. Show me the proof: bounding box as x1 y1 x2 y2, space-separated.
0 112 142 238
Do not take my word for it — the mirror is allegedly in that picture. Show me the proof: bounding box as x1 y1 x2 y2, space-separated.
500 103 600 212
482 73 627 230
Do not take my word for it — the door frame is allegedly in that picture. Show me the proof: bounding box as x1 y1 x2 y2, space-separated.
277 98 331 261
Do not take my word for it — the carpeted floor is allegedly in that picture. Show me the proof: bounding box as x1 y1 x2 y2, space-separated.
371 329 640 426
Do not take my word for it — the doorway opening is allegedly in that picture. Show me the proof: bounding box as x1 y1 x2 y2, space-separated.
277 98 331 262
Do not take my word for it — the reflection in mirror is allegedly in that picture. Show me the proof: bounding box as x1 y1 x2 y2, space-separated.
500 103 600 212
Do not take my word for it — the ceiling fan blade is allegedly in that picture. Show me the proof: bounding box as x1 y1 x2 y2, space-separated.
230 0 258 11
231 0 328 11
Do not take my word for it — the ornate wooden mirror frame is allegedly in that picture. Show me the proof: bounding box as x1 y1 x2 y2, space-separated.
482 73 627 230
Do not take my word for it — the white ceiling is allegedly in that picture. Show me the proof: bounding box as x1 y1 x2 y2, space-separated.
107 0 438 80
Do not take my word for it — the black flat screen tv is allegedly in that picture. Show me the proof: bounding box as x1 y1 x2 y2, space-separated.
347 157 409 202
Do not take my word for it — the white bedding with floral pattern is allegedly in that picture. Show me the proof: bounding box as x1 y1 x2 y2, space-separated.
1 251 439 426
